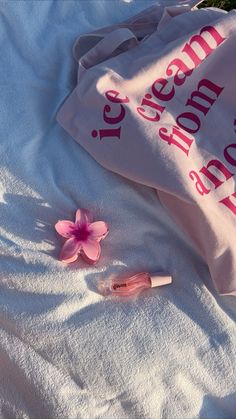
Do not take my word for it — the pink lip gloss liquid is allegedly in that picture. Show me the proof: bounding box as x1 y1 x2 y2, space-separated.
98 272 172 297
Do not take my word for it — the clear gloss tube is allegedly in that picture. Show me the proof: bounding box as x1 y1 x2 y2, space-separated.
98 272 172 297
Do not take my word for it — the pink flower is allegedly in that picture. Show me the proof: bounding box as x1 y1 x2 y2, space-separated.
55 208 109 265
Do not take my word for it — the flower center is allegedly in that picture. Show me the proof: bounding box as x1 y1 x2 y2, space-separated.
72 225 90 241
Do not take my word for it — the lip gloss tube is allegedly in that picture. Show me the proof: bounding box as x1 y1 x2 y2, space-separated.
98 272 172 297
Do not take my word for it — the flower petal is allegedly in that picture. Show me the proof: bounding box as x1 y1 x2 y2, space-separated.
81 239 101 264
55 220 75 238
89 221 109 242
59 238 82 263
75 208 93 226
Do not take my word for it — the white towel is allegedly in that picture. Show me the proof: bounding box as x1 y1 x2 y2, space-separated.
0 1 235 417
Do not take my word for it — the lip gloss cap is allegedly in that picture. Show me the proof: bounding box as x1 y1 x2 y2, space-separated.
150 273 172 288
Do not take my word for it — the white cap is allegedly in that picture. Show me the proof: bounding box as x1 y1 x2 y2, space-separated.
150 273 172 288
